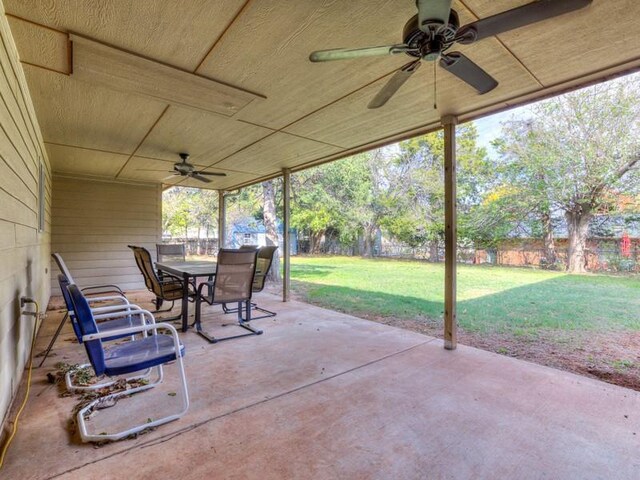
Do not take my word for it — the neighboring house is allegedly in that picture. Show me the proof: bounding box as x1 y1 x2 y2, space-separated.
475 212 640 272
229 219 298 255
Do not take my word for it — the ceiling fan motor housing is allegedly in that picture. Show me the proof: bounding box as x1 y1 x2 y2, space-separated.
403 11 459 61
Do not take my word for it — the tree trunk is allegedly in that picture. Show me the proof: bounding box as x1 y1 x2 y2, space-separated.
428 239 440 262
310 231 324 254
262 180 281 283
565 206 591 273
362 226 375 258
541 212 557 268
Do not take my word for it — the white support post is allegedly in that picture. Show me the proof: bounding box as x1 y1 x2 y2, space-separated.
442 115 458 350
218 189 226 249
283 168 291 302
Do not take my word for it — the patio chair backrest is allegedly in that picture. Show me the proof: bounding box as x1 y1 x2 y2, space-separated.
52 253 74 284
156 243 186 263
253 246 278 292
210 249 258 304
128 245 163 297
58 274 82 340
67 284 107 376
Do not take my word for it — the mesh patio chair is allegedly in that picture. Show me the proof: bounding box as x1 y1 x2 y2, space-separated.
67 284 189 443
156 243 186 263
194 248 263 343
128 245 194 321
223 245 278 320
155 243 189 303
57 275 157 392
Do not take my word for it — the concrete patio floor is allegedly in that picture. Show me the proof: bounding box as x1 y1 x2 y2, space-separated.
2 291 639 479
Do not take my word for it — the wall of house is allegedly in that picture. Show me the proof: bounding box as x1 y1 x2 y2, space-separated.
0 6 52 432
50 176 162 295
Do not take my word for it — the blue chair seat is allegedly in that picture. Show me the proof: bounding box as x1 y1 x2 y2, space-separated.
104 335 185 376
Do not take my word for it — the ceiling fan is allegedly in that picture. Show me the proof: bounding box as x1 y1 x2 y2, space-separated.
309 0 592 108
138 153 226 183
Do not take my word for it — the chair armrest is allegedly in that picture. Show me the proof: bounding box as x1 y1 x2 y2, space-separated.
196 280 214 297
82 283 124 292
87 295 129 306
158 275 183 285
82 321 183 357
92 304 154 323
91 306 155 324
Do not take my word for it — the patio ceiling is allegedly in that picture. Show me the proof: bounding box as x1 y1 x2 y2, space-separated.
6 0 640 191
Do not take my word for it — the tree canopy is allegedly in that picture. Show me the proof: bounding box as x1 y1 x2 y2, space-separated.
163 74 640 272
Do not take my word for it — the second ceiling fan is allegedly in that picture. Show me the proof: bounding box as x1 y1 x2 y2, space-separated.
309 0 592 108
138 153 227 183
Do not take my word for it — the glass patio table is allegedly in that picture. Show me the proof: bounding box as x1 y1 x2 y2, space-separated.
155 260 217 332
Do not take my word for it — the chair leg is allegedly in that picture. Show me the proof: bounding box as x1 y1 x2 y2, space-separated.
65 363 161 393
154 300 187 324
76 363 189 443
194 294 203 331
196 300 263 344
36 312 69 368
152 299 175 314
240 304 277 322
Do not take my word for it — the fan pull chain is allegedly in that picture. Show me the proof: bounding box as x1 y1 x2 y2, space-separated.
433 60 438 110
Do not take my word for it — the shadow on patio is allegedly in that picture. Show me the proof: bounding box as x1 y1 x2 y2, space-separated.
3 291 639 479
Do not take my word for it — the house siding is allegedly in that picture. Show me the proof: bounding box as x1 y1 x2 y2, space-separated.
50 176 162 295
0 3 52 432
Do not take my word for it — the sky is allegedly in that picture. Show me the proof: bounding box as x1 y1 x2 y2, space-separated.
472 105 530 157
473 71 640 157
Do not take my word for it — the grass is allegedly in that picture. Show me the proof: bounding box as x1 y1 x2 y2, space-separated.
289 256 640 335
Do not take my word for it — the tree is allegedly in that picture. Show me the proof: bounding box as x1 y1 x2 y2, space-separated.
493 78 640 272
383 124 490 261
262 180 281 282
291 153 384 256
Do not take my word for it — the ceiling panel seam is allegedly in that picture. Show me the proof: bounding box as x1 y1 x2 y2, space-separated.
114 105 171 179
193 0 253 74
44 141 135 157
457 0 543 88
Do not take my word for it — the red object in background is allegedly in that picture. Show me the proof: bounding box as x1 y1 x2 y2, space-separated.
621 232 631 257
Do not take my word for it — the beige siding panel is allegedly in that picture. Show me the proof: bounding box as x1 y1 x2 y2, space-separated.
0 218 15 250
0 187 37 226
0 98 37 186
14 223 36 246
52 205 157 219
50 176 161 296
0 154 36 207
0 4 51 433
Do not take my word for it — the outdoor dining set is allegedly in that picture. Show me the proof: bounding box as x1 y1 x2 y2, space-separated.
43 244 278 443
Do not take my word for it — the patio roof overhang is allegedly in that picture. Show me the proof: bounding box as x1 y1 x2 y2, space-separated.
6 0 640 191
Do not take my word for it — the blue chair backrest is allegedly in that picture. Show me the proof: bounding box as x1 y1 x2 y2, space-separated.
58 274 83 341
67 284 107 376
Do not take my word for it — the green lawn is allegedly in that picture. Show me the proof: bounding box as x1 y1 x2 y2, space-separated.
290 256 640 334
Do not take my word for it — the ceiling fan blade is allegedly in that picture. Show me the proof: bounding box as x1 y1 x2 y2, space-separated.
193 170 227 177
162 174 179 181
440 53 498 94
309 44 416 62
368 60 421 109
417 0 453 31
456 0 592 44
190 173 212 183
137 168 176 172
